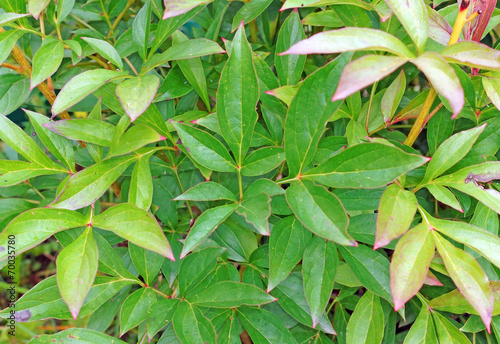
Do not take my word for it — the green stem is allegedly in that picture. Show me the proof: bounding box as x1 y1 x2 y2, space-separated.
238 170 244 201
173 167 194 219
365 81 378 132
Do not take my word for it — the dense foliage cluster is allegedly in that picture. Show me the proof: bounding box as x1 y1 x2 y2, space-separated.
1 0 500 342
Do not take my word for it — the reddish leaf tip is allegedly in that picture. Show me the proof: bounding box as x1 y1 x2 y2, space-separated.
332 93 343 102
190 120 198 124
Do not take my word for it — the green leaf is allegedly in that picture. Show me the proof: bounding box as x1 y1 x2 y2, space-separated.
425 184 463 212
0 276 136 321
433 231 493 330
172 302 216 344
31 40 64 89
173 122 237 172
217 24 259 165
432 311 472 344
174 181 237 202
334 303 350 344
332 55 407 101
0 29 24 66
26 110 75 172
132 0 151 62
44 118 116 146
178 246 225 296
163 0 212 19
374 184 418 249
172 30 211 110
275 10 306 86
272 273 336 334
93 203 174 259
181 204 237 257
381 69 406 123
128 154 153 210
129 243 164 286
236 192 272 235
82 37 123 70
302 236 337 327
0 74 31 116
441 41 500 71
385 0 428 53
410 52 463 117
56 0 75 23
94 232 137 280
51 155 137 210
0 160 63 186
268 216 311 291
142 37 224 73
146 298 178 339
283 27 414 58
0 114 61 169
390 224 435 311
338 245 392 302
56 227 98 319
482 78 500 111
304 142 429 188
28 328 128 344
120 287 156 336
186 281 275 307
238 306 298 344
286 180 355 246
403 306 438 344
0 208 86 262
241 146 286 176
422 125 485 184
109 124 165 157
346 291 384 344
285 54 350 176
52 69 128 116
116 75 160 121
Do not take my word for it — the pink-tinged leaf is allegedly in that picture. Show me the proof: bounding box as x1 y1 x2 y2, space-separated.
28 0 50 20
385 0 428 53
332 55 407 101
163 0 212 19
116 75 160 122
441 41 500 71
374 184 417 250
428 7 453 45
482 78 500 111
429 216 500 272
410 51 464 117
281 28 414 58
424 270 443 286
433 231 493 332
390 223 435 311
